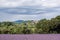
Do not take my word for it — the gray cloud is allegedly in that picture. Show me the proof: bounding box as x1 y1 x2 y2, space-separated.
0 0 60 21
0 6 60 15
0 6 60 22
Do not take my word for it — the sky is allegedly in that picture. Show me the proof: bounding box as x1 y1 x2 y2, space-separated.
0 0 60 22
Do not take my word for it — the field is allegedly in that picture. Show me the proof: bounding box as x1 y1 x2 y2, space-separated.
0 34 60 40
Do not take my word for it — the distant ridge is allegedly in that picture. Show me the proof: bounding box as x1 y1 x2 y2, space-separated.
14 20 28 23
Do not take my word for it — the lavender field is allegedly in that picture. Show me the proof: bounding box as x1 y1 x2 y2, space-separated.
0 34 60 40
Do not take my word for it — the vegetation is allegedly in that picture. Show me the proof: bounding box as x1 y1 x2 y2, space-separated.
0 16 60 34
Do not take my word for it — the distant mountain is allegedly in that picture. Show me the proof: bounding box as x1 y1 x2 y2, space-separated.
14 20 38 24
14 20 28 23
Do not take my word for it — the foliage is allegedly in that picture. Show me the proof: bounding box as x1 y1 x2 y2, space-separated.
0 15 60 34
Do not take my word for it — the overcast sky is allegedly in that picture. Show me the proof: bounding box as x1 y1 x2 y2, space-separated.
0 0 60 22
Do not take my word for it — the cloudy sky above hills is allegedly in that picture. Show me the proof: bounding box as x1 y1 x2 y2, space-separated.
0 0 60 22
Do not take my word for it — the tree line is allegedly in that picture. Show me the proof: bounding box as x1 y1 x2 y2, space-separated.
0 15 60 34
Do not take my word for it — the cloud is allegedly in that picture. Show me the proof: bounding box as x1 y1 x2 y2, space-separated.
0 7 60 15
0 13 14 22
0 0 60 7
0 7 45 15
0 7 60 22
8 12 60 21
0 0 60 21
